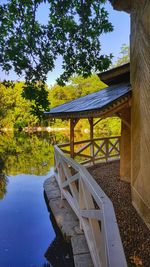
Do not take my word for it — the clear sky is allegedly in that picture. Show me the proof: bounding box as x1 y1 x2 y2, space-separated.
0 1 130 86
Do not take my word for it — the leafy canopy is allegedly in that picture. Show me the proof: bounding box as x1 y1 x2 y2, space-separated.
49 74 106 108
0 0 113 83
113 44 130 67
0 0 113 113
0 81 39 128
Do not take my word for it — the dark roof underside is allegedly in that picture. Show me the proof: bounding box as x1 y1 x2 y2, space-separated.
45 83 131 119
98 63 130 86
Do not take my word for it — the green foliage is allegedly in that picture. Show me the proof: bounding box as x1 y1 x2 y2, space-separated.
113 44 130 67
0 154 8 199
49 74 121 136
0 82 39 128
0 131 62 198
0 174 7 200
0 132 56 177
0 73 121 136
49 74 106 108
72 117 121 138
0 0 113 109
0 75 106 130
22 82 50 119
94 117 121 136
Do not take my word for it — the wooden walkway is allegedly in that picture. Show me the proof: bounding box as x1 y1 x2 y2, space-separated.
88 161 150 267
52 145 127 267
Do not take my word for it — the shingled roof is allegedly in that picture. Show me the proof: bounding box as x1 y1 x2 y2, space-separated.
45 64 131 119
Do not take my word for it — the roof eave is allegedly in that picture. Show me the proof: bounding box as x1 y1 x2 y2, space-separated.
98 63 130 85
109 0 131 13
44 91 132 119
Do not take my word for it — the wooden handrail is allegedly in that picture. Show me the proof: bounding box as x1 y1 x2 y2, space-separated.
58 136 121 165
54 145 127 267
58 136 121 148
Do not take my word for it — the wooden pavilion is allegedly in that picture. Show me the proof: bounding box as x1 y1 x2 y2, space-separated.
44 1 150 264
46 0 150 232
45 64 132 266
45 63 131 182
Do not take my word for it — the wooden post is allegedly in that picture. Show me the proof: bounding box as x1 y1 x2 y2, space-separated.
105 138 109 163
88 118 94 164
119 108 131 182
70 118 79 158
70 119 75 158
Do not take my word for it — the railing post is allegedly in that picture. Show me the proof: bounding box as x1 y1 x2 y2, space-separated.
53 145 127 267
70 118 79 159
88 118 94 164
70 118 75 158
58 136 121 165
106 138 109 163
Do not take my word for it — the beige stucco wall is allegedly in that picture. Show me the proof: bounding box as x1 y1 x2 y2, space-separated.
131 0 150 229
110 0 150 228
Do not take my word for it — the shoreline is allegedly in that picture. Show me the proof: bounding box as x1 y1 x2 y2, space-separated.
0 126 70 133
44 175 94 267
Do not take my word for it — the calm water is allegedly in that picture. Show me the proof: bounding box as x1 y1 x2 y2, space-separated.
0 131 73 267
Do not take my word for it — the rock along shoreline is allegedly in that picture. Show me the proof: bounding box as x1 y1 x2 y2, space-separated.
44 175 94 267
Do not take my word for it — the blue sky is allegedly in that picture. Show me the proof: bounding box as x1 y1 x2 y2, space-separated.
0 1 130 86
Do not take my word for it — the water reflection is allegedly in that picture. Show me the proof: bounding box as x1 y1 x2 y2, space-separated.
0 131 73 267
0 131 69 198
0 155 8 199
45 200 74 267
0 173 8 199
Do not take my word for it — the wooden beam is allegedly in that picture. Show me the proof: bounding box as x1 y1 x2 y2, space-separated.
88 118 93 140
120 108 131 182
93 118 103 127
98 99 131 119
116 112 131 129
70 118 80 158
88 118 94 164
70 119 75 158
73 118 80 127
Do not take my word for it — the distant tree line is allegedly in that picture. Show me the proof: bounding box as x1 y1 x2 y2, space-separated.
0 44 129 133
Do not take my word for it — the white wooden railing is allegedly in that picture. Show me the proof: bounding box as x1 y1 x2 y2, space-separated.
58 136 120 165
54 145 127 267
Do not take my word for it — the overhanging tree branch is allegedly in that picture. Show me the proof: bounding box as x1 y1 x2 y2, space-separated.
0 0 113 113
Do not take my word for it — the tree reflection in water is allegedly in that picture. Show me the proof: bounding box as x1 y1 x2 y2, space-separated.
0 173 8 199
0 155 8 199
0 131 69 199
0 131 74 266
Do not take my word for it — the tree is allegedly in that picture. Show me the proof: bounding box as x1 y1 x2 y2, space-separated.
0 0 113 111
114 44 130 67
48 74 106 108
0 82 39 128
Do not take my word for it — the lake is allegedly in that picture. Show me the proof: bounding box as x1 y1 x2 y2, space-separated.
0 131 74 267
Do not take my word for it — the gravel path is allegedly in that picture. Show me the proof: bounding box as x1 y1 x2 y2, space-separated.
88 161 150 267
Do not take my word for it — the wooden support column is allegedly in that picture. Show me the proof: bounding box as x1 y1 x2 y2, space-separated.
70 118 79 158
119 108 131 182
70 119 75 158
88 118 94 164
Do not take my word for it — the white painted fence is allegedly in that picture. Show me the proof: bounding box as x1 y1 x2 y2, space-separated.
54 145 127 267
